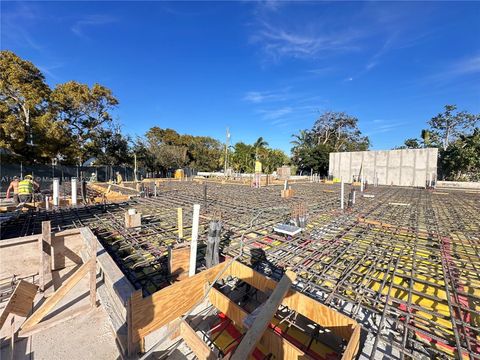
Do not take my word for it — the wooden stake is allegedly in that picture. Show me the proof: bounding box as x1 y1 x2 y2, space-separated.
22 259 93 331
177 207 183 239
89 235 97 308
231 270 297 360
39 221 52 292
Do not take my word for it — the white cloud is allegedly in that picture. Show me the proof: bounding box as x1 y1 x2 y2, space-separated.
252 21 363 61
243 88 289 103
258 107 292 120
442 55 480 77
419 54 480 86
365 121 406 136
71 14 118 38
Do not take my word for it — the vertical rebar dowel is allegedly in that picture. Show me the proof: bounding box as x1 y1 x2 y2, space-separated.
340 180 344 210
206 221 221 268
53 178 59 206
71 177 77 205
81 179 87 202
189 204 200 277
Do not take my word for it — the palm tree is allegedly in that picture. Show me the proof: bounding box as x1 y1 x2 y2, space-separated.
421 129 431 148
253 137 268 149
290 130 309 147
253 137 268 160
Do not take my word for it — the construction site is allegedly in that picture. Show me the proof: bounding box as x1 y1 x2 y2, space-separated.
0 148 479 360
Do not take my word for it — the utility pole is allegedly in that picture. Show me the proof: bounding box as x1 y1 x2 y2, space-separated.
134 153 138 182
224 127 230 175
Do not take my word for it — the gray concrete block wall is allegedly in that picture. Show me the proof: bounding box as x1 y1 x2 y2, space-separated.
328 148 438 187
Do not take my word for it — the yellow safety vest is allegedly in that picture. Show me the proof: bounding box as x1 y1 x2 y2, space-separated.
18 180 33 195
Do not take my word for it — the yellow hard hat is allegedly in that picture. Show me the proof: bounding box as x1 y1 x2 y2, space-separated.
25 174 33 179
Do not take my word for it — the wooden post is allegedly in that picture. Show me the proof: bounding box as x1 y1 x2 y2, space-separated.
231 270 297 360
10 315 15 360
189 204 200 277
177 207 183 239
89 235 97 308
39 221 52 292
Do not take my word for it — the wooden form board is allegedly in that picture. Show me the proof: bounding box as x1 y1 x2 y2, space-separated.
209 288 308 359
180 320 216 360
21 258 94 331
125 211 142 228
128 262 228 355
281 189 295 198
341 323 361 360
128 260 360 358
168 246 190 281
20 227 98 334
232 270 297 360
225 261 358 341
0 280 38 330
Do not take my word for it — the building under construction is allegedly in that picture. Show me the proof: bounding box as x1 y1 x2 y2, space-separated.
0 174 479 359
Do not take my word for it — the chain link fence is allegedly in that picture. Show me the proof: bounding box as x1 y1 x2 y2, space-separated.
1 163 198 193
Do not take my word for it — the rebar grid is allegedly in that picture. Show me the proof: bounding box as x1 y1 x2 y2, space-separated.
0 182 479 359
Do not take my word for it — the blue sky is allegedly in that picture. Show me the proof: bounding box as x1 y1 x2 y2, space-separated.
2 1 479 153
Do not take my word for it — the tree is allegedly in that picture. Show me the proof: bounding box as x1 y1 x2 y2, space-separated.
397 105 480 181
292 143 330 175
312 111 369 151
50 81 119 164
420 129 431 148
230 142 255 172
403 138 420 149
0 50 51 159
291 110 369 175
439 128 480 181
264 148 289 173
87 127 132 166
428 105 479 150
188 136 223 171
253 136 268 160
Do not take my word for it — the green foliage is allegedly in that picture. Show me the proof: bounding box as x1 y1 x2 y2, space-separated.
86 127 132 166
228 140 289 173
137 127 223 173
50 81 119 163
0 51 119 165
0 50 53 160
397 105 479 181
312 111 369 151
428 105 479 150
397 138 421 149
291 111 369 175
439 129 480 181
230 142 255 172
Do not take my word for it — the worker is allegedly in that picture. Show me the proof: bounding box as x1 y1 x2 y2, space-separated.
90 172 97 183
116 171 123 185
17 175 39 203
6 176 20 204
